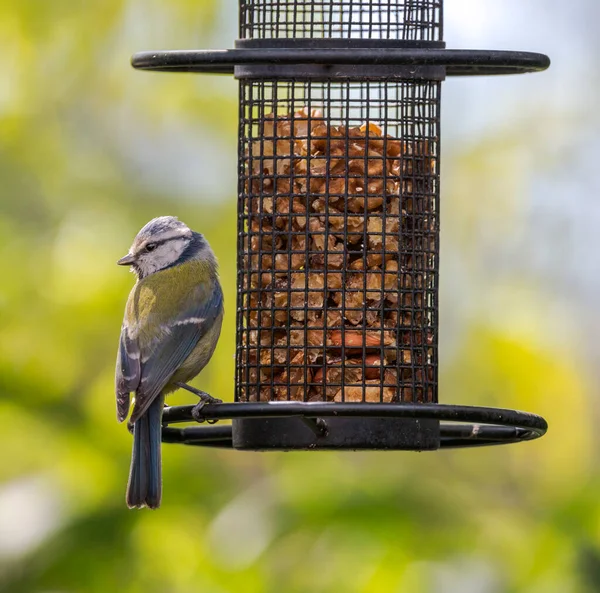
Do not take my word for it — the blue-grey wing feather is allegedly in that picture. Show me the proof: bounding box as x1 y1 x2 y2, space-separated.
115 325 141 422
130 281 223 423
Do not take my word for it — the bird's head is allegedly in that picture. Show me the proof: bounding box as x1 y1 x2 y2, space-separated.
117 216 212 279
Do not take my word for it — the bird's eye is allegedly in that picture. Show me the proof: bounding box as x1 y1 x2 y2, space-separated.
145 243 157 252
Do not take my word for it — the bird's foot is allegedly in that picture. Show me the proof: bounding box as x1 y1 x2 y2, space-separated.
175 382 222 424
191 400 221 424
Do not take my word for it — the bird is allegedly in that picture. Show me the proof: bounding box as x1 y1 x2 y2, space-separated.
115 216 224 509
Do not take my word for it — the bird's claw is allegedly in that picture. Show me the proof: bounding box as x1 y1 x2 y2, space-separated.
175 382 221 424
191 397 222 424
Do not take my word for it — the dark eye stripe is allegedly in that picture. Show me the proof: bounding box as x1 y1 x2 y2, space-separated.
143 238 172 251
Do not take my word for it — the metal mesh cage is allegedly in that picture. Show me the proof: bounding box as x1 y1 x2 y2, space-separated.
240 0 443 40
236 80 440 405
235 0 442 410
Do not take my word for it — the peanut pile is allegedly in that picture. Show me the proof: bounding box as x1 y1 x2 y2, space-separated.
240 108 436 403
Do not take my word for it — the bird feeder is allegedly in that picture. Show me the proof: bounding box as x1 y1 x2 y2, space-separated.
133 0 549 450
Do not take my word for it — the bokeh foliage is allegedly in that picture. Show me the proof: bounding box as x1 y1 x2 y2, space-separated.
0 1 597 592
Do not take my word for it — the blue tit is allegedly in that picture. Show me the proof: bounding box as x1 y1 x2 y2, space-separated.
115 216 224 509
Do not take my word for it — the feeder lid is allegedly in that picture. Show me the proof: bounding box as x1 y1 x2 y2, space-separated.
131 47 550 77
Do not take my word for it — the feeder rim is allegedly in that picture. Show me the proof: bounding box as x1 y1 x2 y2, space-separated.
163 402 547 428
160 402 547 449
131 48 550 77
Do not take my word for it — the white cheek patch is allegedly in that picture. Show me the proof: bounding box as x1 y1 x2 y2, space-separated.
136 238 189 277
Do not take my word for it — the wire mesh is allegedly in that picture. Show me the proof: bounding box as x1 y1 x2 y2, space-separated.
240 0 443 41
236 80 440 404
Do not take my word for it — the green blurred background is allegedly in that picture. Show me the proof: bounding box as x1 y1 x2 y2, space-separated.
1 1 599 591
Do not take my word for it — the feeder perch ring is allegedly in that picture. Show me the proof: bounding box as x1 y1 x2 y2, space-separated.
160 403 547 451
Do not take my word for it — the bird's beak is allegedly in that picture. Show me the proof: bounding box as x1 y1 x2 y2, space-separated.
117 253 135 266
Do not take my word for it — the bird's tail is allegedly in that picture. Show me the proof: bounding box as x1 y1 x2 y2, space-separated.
126 395 164 509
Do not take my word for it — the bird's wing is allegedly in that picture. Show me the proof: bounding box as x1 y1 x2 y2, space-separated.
115 323 142 422
129 276 223 424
